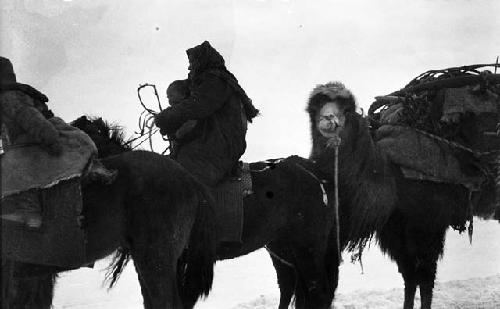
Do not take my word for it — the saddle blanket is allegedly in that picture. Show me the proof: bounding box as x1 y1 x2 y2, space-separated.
1 118 96 198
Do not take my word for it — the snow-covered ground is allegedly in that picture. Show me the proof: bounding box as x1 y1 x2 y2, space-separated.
53 219 500 308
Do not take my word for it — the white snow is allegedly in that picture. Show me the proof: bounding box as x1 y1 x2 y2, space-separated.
234 275 500 309
53 219 500 308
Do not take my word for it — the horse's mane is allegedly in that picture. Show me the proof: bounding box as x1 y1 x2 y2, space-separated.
312 112 398 250
71 116 132 157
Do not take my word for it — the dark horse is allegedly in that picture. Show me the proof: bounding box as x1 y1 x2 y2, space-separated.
1 116 217 309
74 118 354 309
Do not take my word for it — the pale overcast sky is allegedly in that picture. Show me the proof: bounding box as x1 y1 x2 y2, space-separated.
1 0 499 160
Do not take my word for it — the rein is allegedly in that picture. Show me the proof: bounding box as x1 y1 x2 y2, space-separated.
264 246 295 268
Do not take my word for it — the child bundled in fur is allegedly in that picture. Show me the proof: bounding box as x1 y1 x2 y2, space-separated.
165 79 198 158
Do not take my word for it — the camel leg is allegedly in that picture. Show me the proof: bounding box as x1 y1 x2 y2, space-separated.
267 242 296 309
397 258 417 309
419 280 435 309
416 246 441 309
403 276 417 309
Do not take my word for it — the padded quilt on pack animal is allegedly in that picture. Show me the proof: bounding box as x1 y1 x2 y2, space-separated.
375 124 485 190
1 117 96 198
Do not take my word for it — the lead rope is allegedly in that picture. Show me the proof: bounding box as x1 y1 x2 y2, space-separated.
333 144 342 263
264 246 295 268
468 190 474 245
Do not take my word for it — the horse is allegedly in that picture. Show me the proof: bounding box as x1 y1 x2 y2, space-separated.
73 117 349 309
1 116 217 309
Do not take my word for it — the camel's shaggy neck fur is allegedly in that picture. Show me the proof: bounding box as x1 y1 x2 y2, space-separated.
306 83 397 248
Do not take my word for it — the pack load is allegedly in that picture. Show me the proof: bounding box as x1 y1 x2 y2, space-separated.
368 63 500 196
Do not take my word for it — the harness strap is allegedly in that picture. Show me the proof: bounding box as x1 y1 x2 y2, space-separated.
265 246 294 268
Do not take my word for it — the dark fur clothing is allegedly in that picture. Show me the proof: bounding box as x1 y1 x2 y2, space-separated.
1 89 59 148
0 56 58 152
155 41 259 186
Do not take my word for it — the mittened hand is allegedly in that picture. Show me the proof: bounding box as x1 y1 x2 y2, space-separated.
154 111 170 136
326 135 342 148
154 108 180 136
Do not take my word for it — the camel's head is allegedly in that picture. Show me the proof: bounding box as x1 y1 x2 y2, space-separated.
306 82 357 159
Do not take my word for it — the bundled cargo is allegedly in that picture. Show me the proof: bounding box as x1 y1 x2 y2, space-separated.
368 63 500 220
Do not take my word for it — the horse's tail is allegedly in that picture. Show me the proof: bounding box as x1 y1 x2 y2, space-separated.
106 247 131 288
178 179 217 307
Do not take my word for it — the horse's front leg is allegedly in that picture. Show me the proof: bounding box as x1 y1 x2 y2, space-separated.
267 242 296 309
290 243 332 309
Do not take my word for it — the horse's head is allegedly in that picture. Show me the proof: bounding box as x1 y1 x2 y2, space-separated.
71 116 131 158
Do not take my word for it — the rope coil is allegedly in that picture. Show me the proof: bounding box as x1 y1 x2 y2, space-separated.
126 83 171 154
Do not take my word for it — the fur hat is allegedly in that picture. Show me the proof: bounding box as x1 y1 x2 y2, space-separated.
0 56 48 103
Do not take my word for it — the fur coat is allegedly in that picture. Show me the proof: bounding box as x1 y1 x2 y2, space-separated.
1 87 61 154
155 41 259 187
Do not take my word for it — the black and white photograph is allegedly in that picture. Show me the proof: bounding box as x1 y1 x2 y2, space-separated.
1 0 499 308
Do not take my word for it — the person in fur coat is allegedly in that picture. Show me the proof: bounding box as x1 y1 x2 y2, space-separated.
0 57 62 155
155 41 259 187
0 56 115 228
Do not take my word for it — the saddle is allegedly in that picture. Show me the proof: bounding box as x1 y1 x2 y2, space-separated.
212 163 252 243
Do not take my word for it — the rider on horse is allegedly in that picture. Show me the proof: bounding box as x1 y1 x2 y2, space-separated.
0 56 115 228
154 41 259 188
